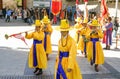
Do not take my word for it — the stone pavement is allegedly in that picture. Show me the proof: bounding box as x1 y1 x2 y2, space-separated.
0 18 120 79
0 46 120 79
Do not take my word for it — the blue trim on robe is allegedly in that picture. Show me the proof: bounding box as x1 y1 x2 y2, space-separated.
90 38 99 64
83 35 86 54
44 32 47 51
56 51 69 79
33 39 42 66
84 42 86 55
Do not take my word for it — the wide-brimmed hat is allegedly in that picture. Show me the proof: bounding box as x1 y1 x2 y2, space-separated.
81 18 88 25
75 17 82 22
42 16 50 24
83 18 88 23
88 19 100 27
32 20 42 27
55 19 73 31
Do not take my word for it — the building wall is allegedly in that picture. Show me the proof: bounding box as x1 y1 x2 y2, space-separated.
27 0 33 9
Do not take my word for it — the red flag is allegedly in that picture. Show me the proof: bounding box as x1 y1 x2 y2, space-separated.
51 0 62 15
101 0 108 18
84 0 88 2
76 0 79 5
100 0 109 26
102 31 106 43
10 33 28 46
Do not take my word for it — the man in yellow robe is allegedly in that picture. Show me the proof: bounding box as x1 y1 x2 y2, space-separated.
86 19 104 72
55 19 82 79
25 20 47 75
74 17 83 43
77 19 90 57
42 16 53 60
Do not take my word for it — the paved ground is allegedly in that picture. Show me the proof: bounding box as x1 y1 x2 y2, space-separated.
0 18 120 79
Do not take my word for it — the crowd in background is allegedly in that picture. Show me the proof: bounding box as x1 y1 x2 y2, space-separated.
0 6 119 38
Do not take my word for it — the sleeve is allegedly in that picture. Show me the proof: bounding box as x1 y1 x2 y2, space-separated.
80 28 85 35
97 30 104 39
106 23 113 29
86 29 91 39
48 24 53 34
25 32 33 39
68 39 77 69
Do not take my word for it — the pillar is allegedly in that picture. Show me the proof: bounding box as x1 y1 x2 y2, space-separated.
0 0 3 10
22 0 27 9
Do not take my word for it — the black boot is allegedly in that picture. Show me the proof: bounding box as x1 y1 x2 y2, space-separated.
34 68 39 73
90 60 93 66
85 52 87 58
108 46 110 50
46 54 49 60
104 45 108 50
39 69 43 74
35 68 43 75
106 45 110 50
94 64 99 72
81 51 83 54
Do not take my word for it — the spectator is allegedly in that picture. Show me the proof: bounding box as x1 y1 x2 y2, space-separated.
2 7 6 18
5 9 12 22
113 17 119 37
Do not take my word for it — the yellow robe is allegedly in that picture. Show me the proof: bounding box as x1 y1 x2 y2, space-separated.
54 35 82 79
74 23 83 43
77 27 90 52
43 24 53 54
25 31 47 69
86 29 104 65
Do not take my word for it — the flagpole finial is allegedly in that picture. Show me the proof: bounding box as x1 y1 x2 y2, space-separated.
5 34 9 39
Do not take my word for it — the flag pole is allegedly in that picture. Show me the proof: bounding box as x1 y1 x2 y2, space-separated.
115 0 118 18
4 29 34 39
115 0 118 49
49 0 51 19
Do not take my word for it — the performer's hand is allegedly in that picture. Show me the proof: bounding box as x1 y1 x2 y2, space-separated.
67 68 72 72
94 30 98 34
90 31 94 35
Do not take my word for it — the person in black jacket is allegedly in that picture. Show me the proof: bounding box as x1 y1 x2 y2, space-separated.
113 17 119 37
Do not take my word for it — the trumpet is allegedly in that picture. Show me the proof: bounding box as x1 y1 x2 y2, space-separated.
5 29 34 39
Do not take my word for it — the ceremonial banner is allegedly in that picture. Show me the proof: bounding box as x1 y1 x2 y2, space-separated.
10 33 28 45
51 0 62 15
84 0 88 2
76 0 79 5
101 0 108 18
84 0 88 5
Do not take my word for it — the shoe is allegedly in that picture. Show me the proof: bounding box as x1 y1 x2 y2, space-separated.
90 60 93 66
107 46 110 50
46 54 49 60
34 69 43 75
94 64 99 72
103 45 108 50
85 55 87 58
47 57 50 60
81 51 83 54
33 68 39 73
103 47 107 49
